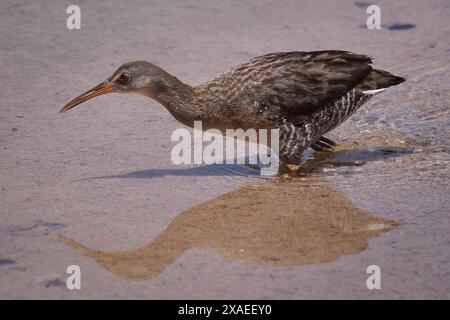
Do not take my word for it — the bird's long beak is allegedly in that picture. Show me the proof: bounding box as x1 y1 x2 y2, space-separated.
59 81 115 113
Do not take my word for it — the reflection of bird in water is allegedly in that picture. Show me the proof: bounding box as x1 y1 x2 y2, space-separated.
59 179 397 280
60 51 404 170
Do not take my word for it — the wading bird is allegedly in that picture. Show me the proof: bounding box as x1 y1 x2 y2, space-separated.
60 51 404 171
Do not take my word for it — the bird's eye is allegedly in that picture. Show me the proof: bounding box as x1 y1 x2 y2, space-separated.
118 73 131 84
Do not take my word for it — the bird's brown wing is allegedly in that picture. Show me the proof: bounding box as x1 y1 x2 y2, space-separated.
226 51 373 124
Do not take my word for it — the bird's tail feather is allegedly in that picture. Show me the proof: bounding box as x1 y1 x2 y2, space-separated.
357 69 405 91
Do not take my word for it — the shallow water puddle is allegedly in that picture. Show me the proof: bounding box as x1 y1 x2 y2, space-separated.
59 178 398 281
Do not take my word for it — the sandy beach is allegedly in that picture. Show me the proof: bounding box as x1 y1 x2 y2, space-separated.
0 0 449 299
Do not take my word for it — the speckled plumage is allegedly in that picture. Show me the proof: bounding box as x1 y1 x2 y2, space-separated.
191 51 404 165
61 50 405 167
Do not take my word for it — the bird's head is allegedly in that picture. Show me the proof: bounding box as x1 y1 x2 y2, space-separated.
59 61 174 112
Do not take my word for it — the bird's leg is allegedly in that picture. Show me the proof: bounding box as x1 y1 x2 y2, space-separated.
285 164 301 177
311 136 337 152
278 153 305 177
318 136 336 146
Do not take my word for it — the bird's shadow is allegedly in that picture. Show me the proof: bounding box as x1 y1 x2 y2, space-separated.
80 163 261 181
81 145 416 181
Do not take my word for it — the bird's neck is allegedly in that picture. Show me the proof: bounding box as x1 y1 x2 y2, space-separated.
147 75 211 128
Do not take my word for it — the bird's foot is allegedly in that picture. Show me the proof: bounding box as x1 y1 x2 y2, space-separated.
278 163 303 177
311 136 337 152
286 164 301 177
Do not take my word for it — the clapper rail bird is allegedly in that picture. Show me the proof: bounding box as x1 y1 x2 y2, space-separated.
60 50 404 170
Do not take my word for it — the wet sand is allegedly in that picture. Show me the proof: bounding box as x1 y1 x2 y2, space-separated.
1 0 449 298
